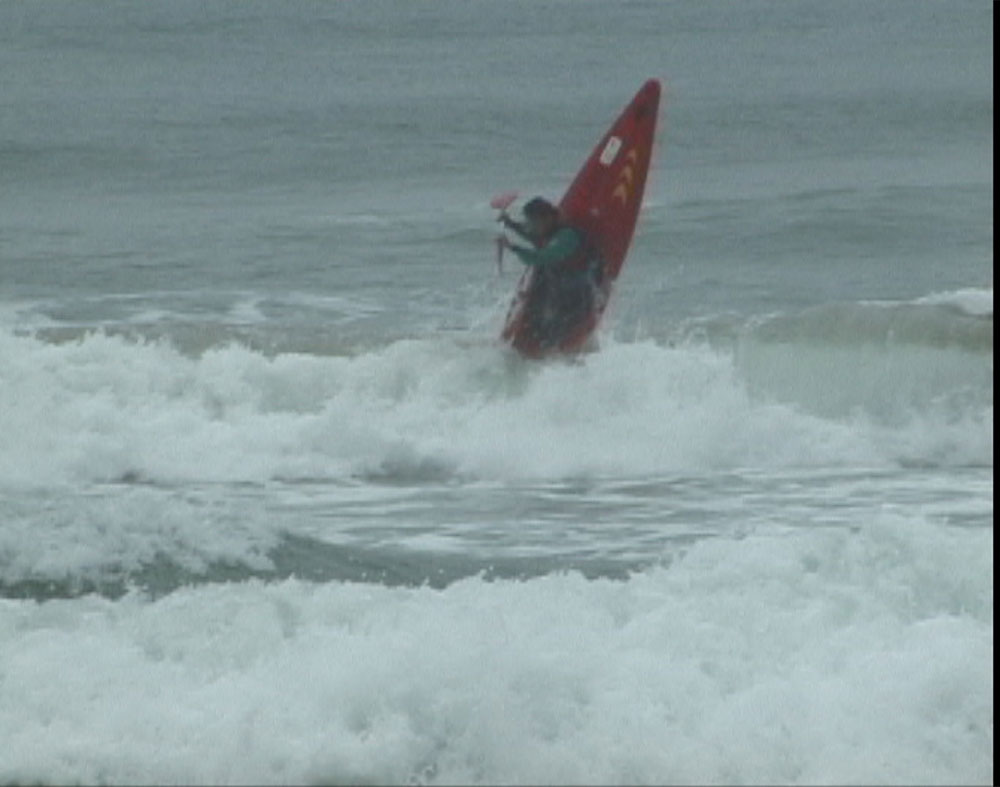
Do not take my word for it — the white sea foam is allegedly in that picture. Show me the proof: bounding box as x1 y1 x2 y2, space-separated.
915 286 993 317
0 510 990 786
0 327 990 489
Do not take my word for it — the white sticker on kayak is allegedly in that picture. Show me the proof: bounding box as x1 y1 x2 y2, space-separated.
599 135 622 166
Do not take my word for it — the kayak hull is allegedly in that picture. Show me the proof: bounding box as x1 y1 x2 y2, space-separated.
501 79 661 358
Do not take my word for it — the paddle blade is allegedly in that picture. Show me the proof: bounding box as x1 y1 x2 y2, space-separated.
490 191 518 211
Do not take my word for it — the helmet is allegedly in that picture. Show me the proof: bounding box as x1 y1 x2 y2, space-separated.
522 197 559 220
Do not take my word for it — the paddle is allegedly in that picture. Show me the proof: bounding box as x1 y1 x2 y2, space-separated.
490 191 518 273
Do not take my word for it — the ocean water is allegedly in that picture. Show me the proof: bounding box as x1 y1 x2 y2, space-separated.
0 1 992 784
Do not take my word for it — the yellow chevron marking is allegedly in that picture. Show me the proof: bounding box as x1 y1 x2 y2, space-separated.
612 148 640 205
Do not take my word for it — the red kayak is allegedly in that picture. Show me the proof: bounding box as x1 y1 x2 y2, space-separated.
501 79 662 358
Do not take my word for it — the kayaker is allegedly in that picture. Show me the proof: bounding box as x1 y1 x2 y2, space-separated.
497 197 600 346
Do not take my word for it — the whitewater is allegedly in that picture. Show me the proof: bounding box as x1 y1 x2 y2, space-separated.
0 1 992 784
